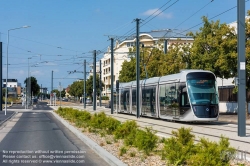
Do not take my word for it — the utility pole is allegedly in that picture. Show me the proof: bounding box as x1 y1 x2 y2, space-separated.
51 70 53 93
99 60 102 107
93 50 96 110
0 42 2 111
111 38 114 114
59 82 61 107
164 40 168 54
136 18 140 118
84 60 86 109
237 0 246 136
51 70 53 105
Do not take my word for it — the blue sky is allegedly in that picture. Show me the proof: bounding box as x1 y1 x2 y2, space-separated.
0 0 249 92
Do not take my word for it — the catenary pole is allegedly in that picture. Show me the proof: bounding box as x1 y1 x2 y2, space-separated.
93 50 96 110
136 18 140 118
84 59 86 109
51 70 53 93
164 40 168 54
237 0 246 136
0 42 2 111
99 60 102 107
51 70 53 104
111 38 114 114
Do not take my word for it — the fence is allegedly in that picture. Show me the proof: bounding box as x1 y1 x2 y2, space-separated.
219 86 250 102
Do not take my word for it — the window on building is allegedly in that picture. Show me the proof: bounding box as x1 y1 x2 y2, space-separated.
126 42 135 47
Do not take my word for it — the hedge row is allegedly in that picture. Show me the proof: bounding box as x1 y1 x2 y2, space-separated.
56 107 236 165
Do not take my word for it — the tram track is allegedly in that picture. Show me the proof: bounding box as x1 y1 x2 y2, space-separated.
112 113 250 143
108 112 250 160
106 113 250 157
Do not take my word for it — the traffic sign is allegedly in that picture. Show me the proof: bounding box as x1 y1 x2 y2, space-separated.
58 86 63 92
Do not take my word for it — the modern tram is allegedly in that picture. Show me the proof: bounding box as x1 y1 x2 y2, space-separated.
115 70 219 122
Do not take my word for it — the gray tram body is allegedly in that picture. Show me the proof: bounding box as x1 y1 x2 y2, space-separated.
117 70 219 122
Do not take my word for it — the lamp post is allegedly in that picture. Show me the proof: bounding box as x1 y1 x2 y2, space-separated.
5 26 30 115
26 55 38 109
26 57 31 109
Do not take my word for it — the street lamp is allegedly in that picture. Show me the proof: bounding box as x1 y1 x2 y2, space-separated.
26 55 38 109
5 26 30 115
25 57 32 109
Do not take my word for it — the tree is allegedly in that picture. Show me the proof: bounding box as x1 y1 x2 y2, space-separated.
24 76 40 96
119 46 167 82
52 89 66 98
119 57 136 82
160 40 190 75
2 88 6 97
86 74 104 98
187 16 237 79
245 11 250 90
69 76 104 99
68 80 84 98
188 15 249 117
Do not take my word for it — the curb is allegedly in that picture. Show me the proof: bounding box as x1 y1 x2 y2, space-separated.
0 111 17 126
51 111 127 166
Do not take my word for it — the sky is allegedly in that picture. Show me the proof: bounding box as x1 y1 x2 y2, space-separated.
0 0 250 92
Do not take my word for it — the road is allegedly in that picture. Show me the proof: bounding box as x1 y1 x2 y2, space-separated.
0 102 109 166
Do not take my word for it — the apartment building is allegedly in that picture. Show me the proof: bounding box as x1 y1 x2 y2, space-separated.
100 29 194 98
2 79 22 98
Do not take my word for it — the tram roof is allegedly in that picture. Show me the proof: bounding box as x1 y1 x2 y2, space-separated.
159 69 212 83
141 77 160 86
119 70 213 88
119 81 133 88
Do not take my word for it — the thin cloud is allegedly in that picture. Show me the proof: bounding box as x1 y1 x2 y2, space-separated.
142 8 173 19
31 70 44 76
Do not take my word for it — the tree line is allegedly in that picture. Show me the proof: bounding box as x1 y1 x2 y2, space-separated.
119 15 241 82
20 13 250 106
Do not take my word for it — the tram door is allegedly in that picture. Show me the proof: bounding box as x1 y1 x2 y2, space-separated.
125 92 129 113
141 86 156 116
113 92 117 111
159 83 180 118
179 84 190 115
131 89 136 114
121 90 129 113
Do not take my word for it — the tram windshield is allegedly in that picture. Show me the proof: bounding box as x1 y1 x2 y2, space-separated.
187 79 218 105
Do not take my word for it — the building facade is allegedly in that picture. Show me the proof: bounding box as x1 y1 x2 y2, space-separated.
100 29 194 98
2 79 22 98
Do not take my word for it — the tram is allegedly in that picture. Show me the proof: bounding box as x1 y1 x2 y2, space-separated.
116 70 219 122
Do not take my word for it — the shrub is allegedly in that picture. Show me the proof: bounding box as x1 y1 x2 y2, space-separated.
101 96 109 100
114 120 138 139
187 136 236 166
90 112 108 129
105 116 121 134
106 140 112 144
129 151 136 157
134 127 158 155
119 146 127 156
163 127 196 165
75 111 92 128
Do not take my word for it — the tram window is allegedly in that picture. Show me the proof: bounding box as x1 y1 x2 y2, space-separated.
159 83 179 106
165 83 177 104
181 92 189 106
121 90 129 110
159 85 166 105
